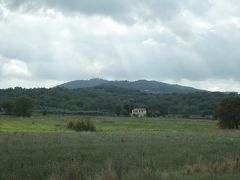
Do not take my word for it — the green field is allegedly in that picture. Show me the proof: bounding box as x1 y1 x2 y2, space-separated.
0 115 240 180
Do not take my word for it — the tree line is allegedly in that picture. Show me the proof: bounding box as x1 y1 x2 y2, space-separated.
2 96 34 117
0 86 236 117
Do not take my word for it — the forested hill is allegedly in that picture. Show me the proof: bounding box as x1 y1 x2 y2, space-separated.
0 86 236 117
57 78 204 94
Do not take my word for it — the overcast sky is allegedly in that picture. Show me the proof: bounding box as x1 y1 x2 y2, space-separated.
0 0 240 92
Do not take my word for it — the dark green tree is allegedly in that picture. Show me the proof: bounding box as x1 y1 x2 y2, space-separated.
2 99 14 115
216 96 240 129
13 97 34 117
123 100 134 115
114 105 122 116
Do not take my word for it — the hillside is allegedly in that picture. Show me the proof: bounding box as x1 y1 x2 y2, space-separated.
57 78 204 93
58 78 108 89
0 86 235 116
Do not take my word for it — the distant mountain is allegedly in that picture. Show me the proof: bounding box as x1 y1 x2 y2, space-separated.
58 78 108 89
57 78 205 94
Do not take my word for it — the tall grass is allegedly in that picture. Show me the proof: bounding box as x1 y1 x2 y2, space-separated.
0 115 239 179
0 130 240 180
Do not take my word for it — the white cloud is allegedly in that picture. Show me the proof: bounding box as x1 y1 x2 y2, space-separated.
0 78 63 89
166 78 240 93
1 59 31 78
142 38 159 46
0 0 240 92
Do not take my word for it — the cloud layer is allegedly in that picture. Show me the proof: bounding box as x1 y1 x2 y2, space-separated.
0 0 240 91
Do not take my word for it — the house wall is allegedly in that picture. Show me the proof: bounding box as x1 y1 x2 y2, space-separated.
131 108 147 117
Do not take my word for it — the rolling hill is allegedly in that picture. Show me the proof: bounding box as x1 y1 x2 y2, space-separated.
57 78 205 94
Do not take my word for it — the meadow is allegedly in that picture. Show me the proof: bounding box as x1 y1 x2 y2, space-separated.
0 115 240 180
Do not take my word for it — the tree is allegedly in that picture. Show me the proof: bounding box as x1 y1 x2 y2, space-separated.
114 105 122 116
123 100 134 115
13 97 34 117
2 99 14 115
216 96 240 129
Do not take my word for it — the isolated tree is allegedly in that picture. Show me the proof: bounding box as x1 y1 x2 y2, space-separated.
216 96 240 129
13 97 34 117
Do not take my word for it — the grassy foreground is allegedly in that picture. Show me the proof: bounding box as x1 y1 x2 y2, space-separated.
0 115 240 180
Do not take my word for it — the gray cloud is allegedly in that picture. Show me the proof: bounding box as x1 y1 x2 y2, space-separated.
0 0 240 92
3 0 212 23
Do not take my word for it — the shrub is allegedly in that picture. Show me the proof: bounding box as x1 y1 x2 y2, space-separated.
41 110 47 116
67 119 96 132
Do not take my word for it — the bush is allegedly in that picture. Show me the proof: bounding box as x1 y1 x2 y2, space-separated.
67 119 96 132
41 110 47 116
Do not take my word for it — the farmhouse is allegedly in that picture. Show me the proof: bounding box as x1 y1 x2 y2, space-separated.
131 108 147 117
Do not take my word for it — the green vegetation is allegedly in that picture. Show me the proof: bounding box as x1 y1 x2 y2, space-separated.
216 96 240 129
0 115 240 179
0 115 66 132
67 119 96 131
0 86 235 117
0 115 216 132
2 96 34 117
2 99 14 115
